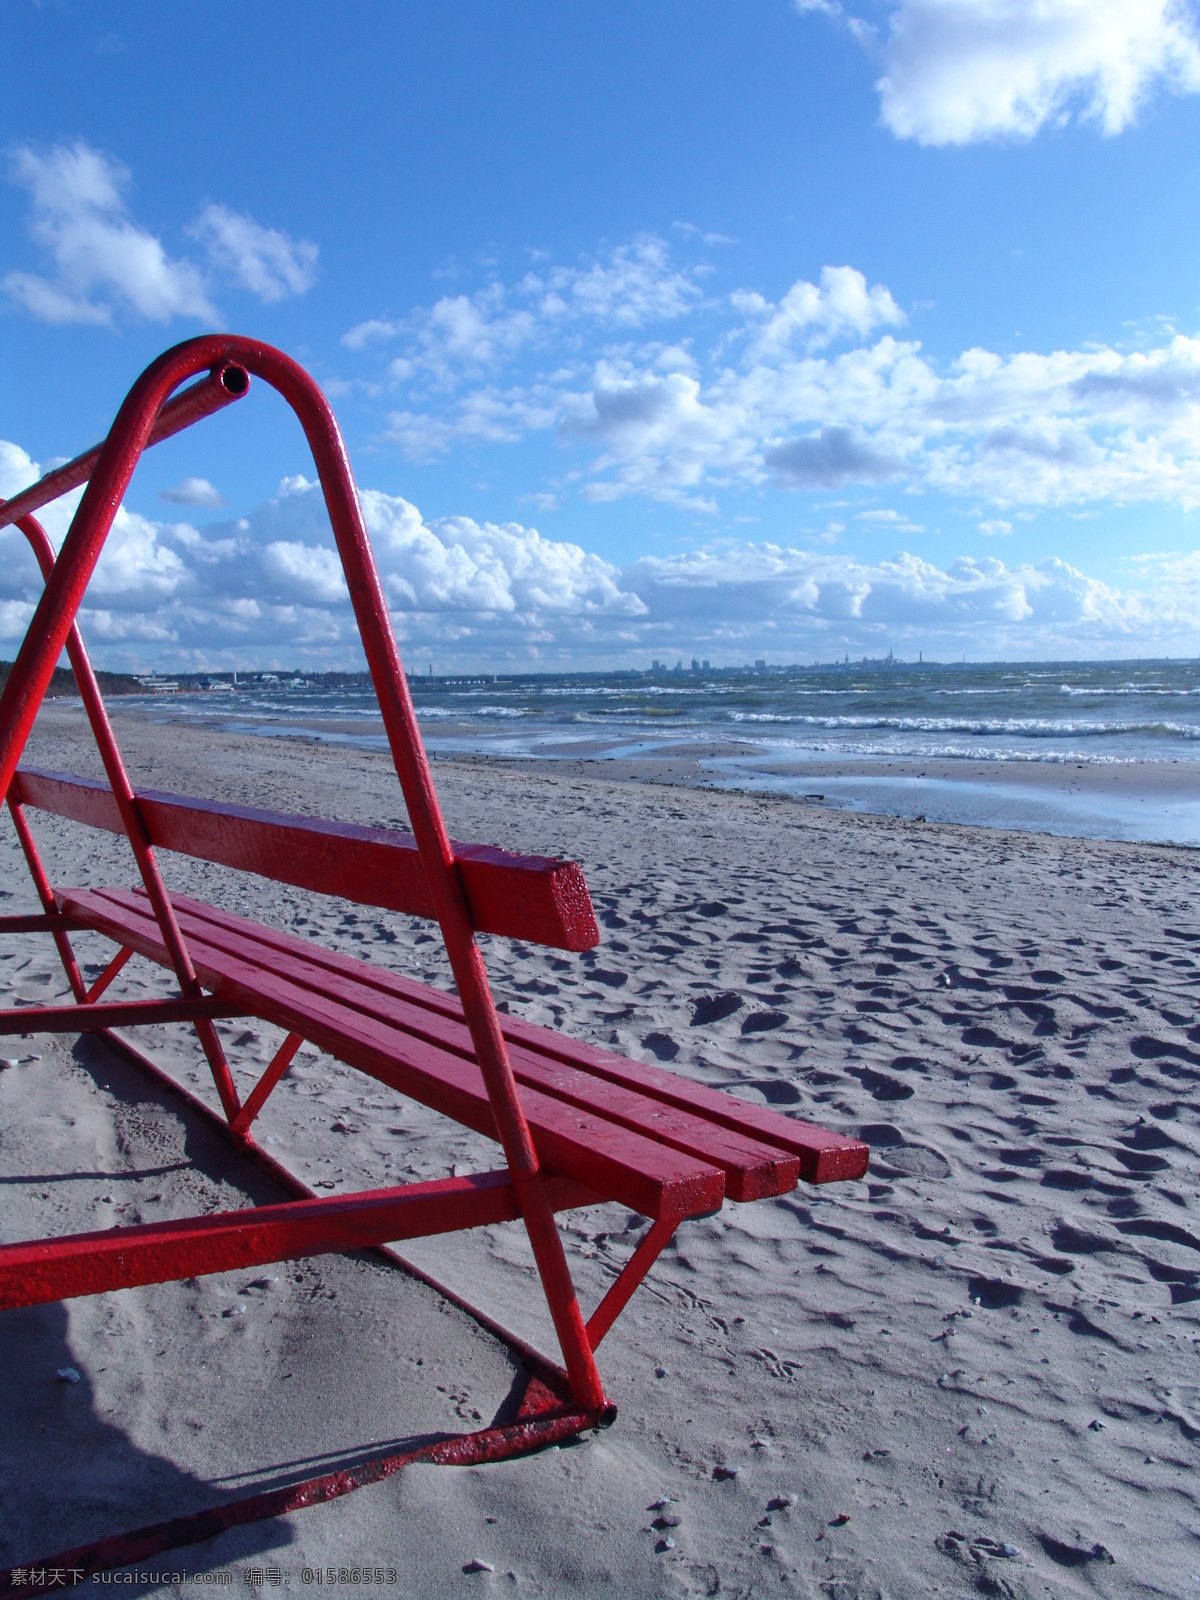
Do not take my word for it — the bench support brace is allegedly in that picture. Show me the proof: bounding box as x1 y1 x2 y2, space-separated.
0 996 247 1034
86 943 133 1003
231 1030 304 1134
0 1169 599 1311
586 1216 678 1350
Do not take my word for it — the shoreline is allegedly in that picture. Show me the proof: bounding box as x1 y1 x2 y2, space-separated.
41 697 1200 845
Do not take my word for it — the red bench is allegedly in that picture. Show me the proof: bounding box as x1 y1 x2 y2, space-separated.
0 336 867 1588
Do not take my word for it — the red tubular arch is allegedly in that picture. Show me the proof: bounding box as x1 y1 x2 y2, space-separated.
0 335 604 1409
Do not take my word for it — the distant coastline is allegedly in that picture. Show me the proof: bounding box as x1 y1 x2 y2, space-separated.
11 651 1200 699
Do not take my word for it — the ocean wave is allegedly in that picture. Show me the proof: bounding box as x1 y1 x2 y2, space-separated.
727 711 1200 739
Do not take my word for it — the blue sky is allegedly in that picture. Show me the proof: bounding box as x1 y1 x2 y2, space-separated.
3 0 1200 670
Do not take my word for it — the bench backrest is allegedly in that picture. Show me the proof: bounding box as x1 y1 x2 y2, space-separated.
12 766 599 952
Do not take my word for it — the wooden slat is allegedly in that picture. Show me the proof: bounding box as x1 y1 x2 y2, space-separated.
501 1021 871 1185
11 769 121 831
13 767 599 952
57 888 726 1224
146 890 867 1187
155 893 800 1202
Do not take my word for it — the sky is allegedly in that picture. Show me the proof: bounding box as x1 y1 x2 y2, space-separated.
3 0 1200 671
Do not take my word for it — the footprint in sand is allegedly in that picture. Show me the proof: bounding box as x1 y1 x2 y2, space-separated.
966 1276 1025 1309
691 992 743 1026
589 968 628 989
741 1010 788 1035
642 1032 680 1062
849 1066 914 1101
747 1078 801 1105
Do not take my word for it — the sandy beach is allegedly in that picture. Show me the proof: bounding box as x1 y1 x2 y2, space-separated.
2 702 1198 1598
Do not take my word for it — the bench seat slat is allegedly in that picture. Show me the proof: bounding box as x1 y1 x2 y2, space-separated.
500 1018 870 1185
137 889 868 1187
14 767 599 952
58 888 725 1224
102 890 800 1204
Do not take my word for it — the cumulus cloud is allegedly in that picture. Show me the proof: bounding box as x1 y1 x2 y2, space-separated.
881 0 1200 145
803 0 1200 145
733 266 904 353
3 142 215 325
261 540 349 605
383 388 560 459
343 237 703 378
858 508 926 533
159 477 227 508
3 141 318 326
343 235 1200 513
3 453 1197 667
0 441 39 500
765 425 909 488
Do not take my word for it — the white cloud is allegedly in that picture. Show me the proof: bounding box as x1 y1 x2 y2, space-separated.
3 141 319 326
343 236 704 380
874 0 1200 145
342 318 404 351
858 508 926 533
160 477 227 508
383 388 560 459
533 237 702 326
4 142 215 325
87 509 191 601
191 204 318 302
4 454 1198 666
765 424 909 489
733 266 904 353
0 441 39 500
346 234 1200 513
261 540 349 605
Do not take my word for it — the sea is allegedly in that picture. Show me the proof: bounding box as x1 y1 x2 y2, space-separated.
123 659 1200 846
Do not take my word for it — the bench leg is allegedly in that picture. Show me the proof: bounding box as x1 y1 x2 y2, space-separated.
8 515 246 1127
6 797 87 1004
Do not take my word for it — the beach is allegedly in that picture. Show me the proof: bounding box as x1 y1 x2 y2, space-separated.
2 702 1198 1598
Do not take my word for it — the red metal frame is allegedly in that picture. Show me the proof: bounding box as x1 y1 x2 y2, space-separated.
0 340 625 1586
0 340 867 1590
0 335 604 1408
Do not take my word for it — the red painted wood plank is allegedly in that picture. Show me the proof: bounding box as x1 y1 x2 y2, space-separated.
142 889 867 1187
10 769 122 831
14 767 599 951
0 1170 596 1310
500 1021 871 1185
57 888 726 1223
151 893 800 1203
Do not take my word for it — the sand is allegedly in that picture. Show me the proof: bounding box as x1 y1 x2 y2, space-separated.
2 701 1198 1598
